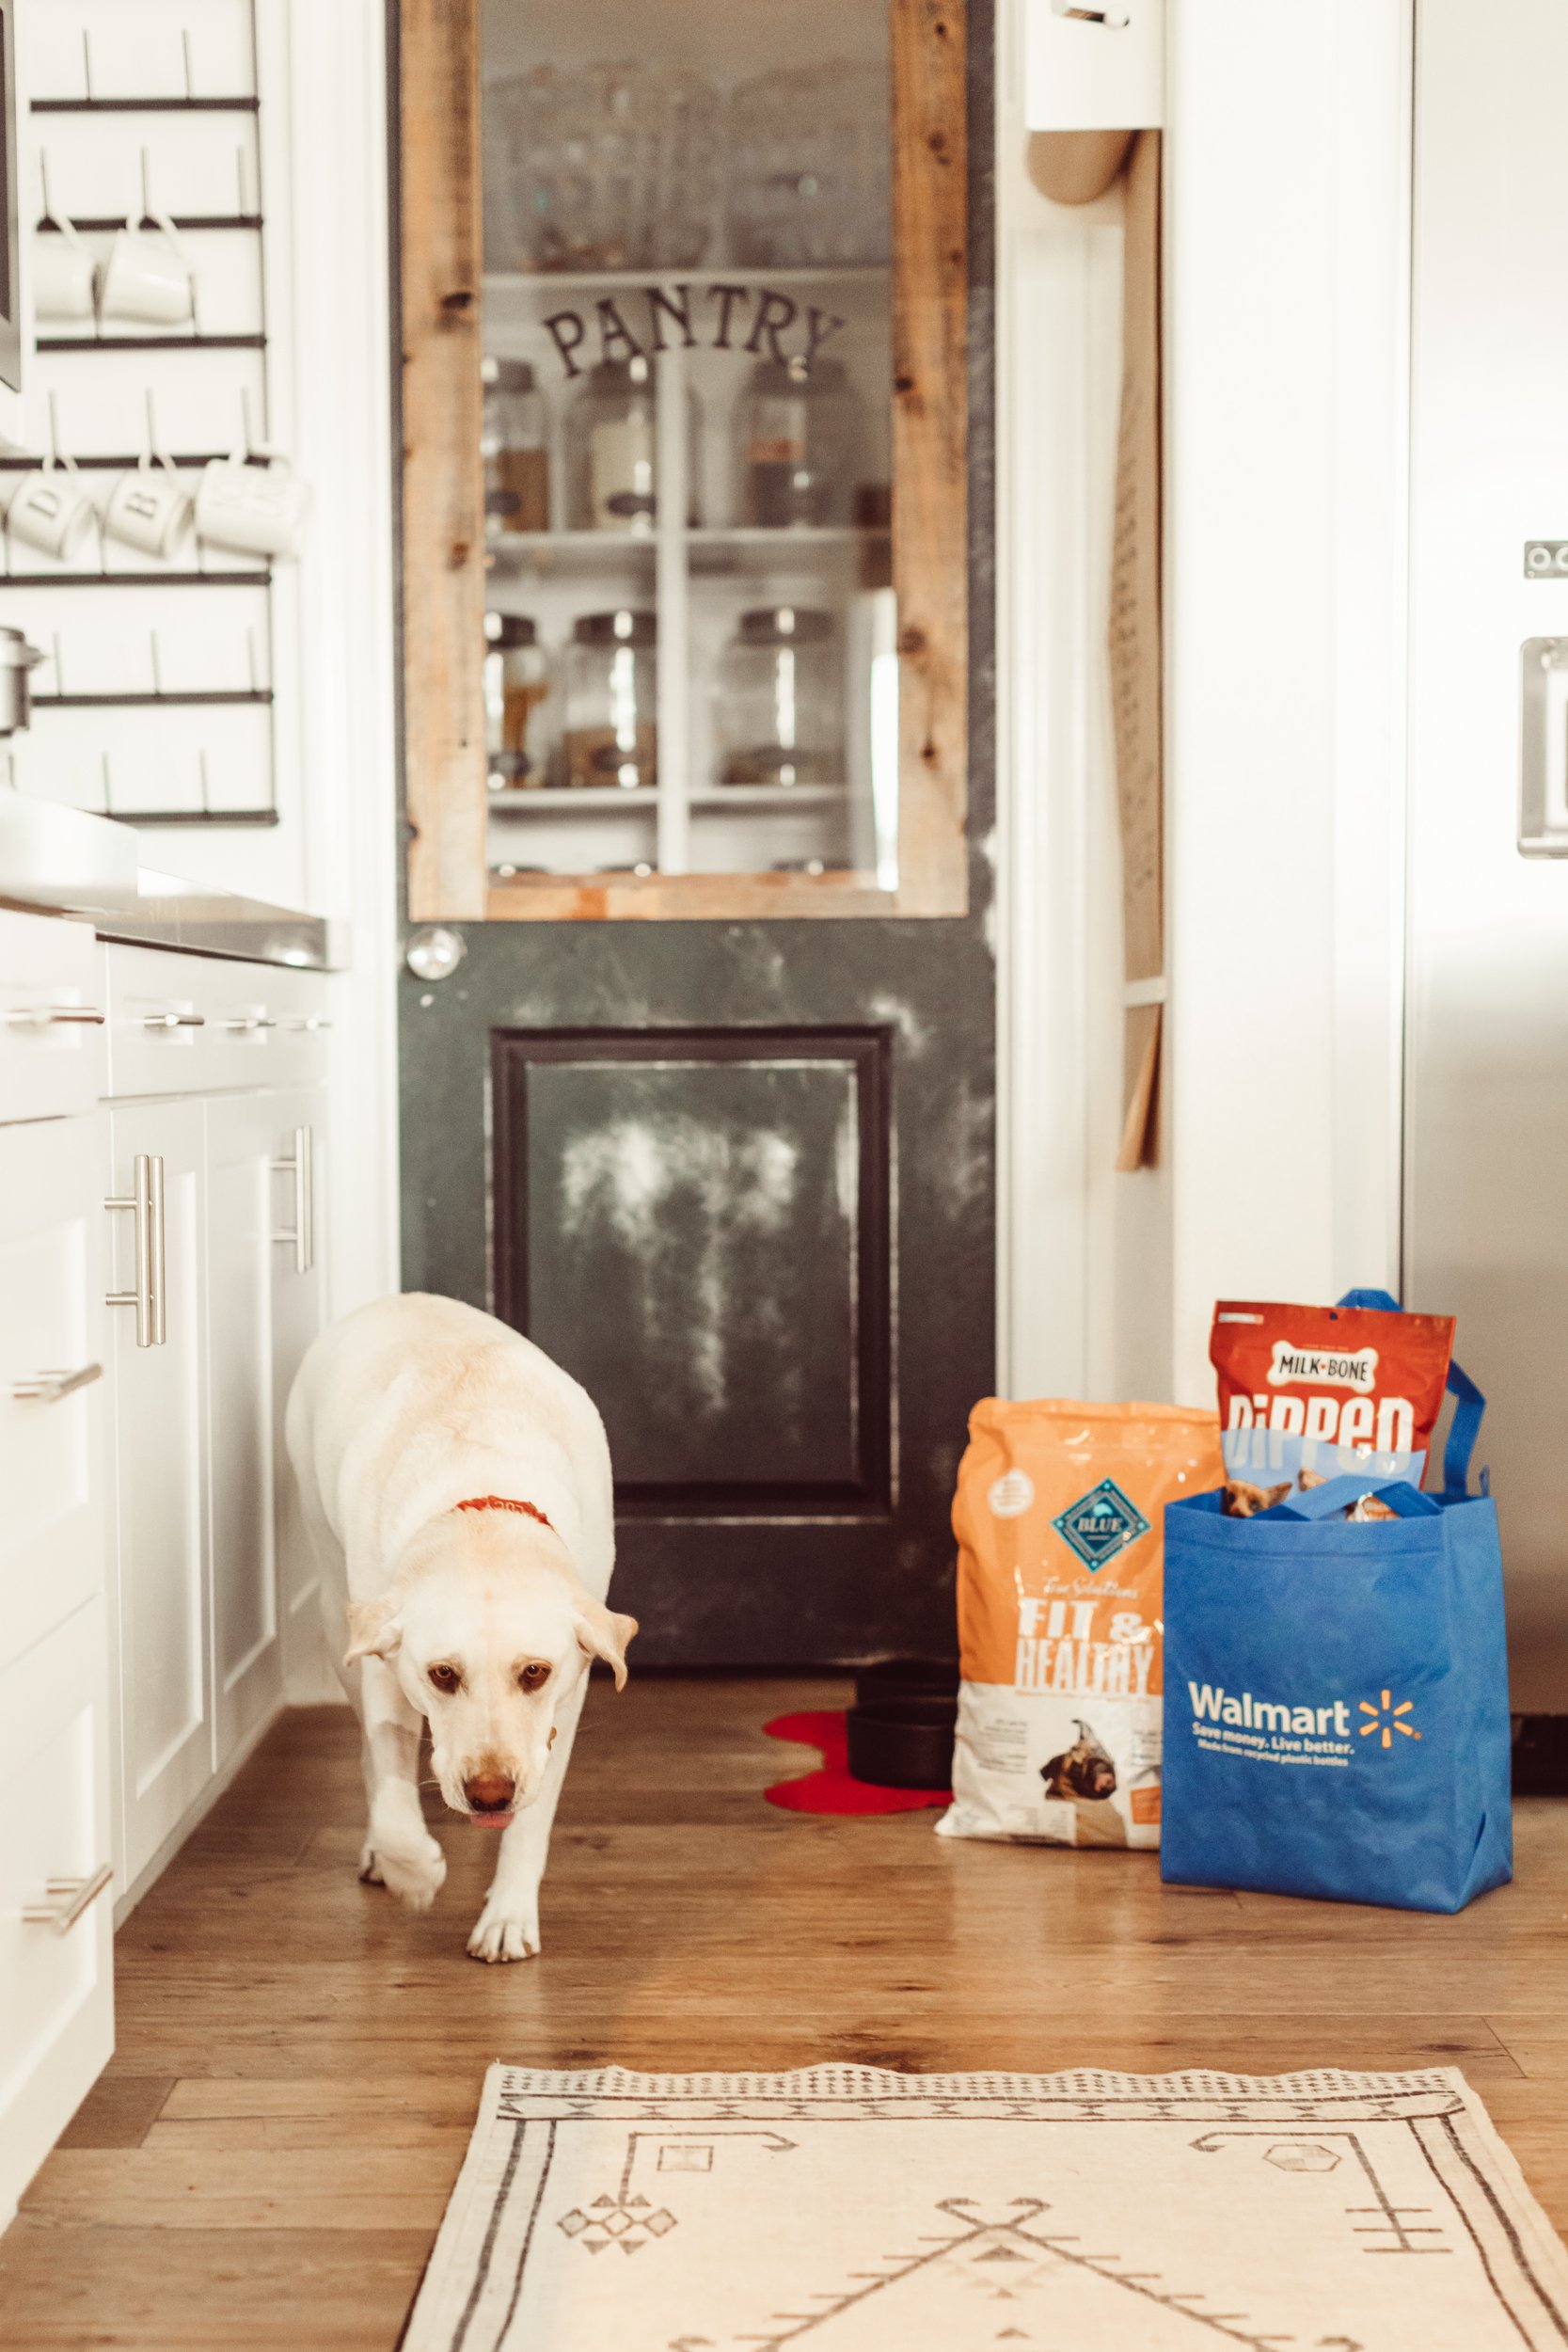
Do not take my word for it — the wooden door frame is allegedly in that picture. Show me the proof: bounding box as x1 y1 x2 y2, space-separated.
398 0 970 923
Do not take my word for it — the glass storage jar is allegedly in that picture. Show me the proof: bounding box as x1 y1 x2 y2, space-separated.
736 357 862 529
483 612 553 789
482 358 549 536
566 356 700 532
564 609 657 788
716 606 842 787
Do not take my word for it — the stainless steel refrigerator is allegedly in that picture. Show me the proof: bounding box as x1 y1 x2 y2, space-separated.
1406 0 1568 1714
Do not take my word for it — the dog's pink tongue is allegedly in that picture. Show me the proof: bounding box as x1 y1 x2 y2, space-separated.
471 1812 514 1830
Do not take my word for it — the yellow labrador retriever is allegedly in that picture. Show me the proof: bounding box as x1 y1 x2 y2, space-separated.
285 1293 636 1963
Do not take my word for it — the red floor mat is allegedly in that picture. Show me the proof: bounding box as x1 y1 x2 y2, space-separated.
763 1708 952 1815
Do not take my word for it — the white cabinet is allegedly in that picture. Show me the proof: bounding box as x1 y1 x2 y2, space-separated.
105 1098 212 1891
0 1115 107 1671
0 917 333 2221
104 1077 329 1891
0 924 116 2232
206 1085 326 1768
264 1092 330 1696
0 1602 115 2230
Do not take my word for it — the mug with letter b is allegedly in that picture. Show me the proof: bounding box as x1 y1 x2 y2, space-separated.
104 450 194 561
196 445 311 561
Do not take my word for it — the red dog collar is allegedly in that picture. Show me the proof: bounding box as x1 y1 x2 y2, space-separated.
452 1494 555 1534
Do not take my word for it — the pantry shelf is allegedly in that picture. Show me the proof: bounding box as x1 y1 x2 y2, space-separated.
488 784 847 813
488 786 657 810
487 526 887 566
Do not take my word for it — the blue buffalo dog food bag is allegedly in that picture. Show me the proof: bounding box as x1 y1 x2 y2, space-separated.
1162 1352 1512 1914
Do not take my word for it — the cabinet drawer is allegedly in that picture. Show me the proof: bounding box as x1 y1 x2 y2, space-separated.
104 946 332 1098
103 945 209 1098
0 1117 106 1675
0 910 104 1123
0 1599 115 2225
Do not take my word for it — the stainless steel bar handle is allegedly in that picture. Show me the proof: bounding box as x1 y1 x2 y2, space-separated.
4 1004 106 1026
11 1362 103 1404
23 1863 114 1935
142 1010 204 1030
147 1151 166 1345
288 1015 332 1031
223 1014 277 1031
106 1153 166 1347
272 1124 313 1274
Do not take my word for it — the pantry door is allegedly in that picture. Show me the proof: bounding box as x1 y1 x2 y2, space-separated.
394 0 994 1664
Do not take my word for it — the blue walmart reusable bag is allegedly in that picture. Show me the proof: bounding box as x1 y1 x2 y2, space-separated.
1162 1299 1513 1914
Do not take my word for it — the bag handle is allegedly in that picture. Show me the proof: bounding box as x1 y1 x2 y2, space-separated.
1334 1287 1485 1501
1267 1473 1440 1522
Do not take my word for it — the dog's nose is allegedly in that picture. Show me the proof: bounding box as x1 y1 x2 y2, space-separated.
464 1772 516 1815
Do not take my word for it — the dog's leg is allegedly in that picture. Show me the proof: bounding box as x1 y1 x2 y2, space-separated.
467 1675 588 1963
358 1658 447 1912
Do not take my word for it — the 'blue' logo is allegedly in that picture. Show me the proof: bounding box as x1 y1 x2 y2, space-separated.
1051 1478 1150 1570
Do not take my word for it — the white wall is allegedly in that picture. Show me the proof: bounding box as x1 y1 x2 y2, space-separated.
261 0 400 1323
999 0 1413 1407
996 13 1172 1409
1163 0 1411 1399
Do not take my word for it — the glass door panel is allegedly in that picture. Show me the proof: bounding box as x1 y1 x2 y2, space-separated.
479 0 897 896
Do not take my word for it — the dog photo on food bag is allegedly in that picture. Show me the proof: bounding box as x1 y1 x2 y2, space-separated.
285 1292 637 1963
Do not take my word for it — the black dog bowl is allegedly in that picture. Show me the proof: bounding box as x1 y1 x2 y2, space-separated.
853 1655 960 1709
846 1694 958 1790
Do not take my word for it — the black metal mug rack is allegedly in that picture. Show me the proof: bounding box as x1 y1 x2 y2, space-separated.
15 18 284 832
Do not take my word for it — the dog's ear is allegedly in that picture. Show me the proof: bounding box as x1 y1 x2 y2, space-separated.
344 1595 404 1665
573 1597 639 1691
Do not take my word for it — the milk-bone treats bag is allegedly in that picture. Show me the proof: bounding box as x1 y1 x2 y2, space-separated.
1211 1299 1455 1513
938 1399 1224 1851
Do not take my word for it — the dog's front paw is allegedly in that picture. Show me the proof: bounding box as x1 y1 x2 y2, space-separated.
374 1834 447 1913
467 1904 540 1964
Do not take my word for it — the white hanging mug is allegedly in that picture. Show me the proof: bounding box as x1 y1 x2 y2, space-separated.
103 449 194 560
6 453 97 562
99 213 195 326
33 213 98 323
195 443 311 561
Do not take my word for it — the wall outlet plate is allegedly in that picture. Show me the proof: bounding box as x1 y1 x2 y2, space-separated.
1024 0 1164 132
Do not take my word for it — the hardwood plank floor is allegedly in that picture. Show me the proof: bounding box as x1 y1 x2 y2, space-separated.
2 1678 1565 2347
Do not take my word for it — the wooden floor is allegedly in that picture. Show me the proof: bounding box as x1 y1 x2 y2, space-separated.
2 1678 1567 2347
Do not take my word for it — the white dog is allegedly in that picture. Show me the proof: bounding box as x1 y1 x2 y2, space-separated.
285 1292 636 1963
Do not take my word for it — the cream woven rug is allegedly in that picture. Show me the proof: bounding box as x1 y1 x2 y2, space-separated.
401 2065 1568 2352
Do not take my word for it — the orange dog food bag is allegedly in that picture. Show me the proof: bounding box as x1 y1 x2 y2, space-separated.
937 1398 1224 1850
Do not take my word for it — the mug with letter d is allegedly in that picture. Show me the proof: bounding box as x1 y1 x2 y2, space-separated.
6 453 96 562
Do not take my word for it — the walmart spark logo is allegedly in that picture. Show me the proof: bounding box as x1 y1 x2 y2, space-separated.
1359 1690 1421 1750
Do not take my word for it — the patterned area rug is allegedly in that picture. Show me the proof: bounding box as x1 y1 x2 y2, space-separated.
401 2065 1568 2351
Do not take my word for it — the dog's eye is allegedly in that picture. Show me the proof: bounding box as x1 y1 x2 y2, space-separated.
517 1662 551 1693
427 1663 462 1694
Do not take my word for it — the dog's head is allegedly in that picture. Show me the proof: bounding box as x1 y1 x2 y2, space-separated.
1222 1476 1292 1519
343 1513 637 1829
